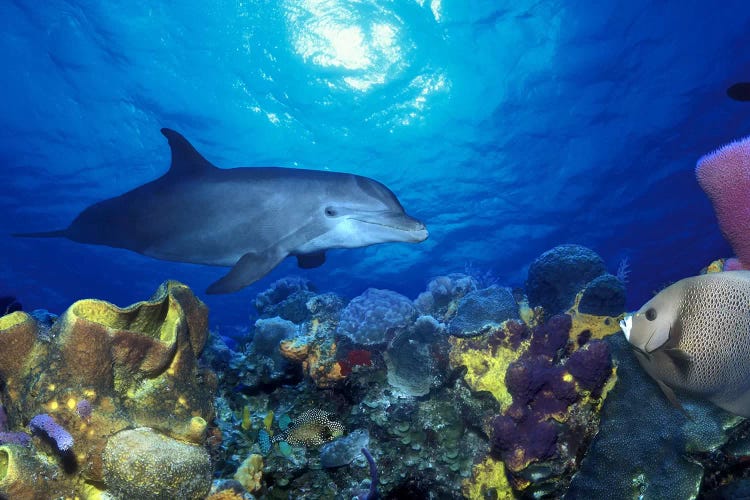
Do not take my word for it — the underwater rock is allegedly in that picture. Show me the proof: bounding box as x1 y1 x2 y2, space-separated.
254 276 318 323
414 273 477 320
384 326 447 397
577 273 626 317
526 244 607 315
336 288 417 346
250 316 298 383
320 428 370 468
448 285 519 337
103 427 212 500
0 281 216 499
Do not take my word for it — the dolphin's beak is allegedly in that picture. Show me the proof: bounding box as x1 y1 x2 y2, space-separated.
353 212 428 241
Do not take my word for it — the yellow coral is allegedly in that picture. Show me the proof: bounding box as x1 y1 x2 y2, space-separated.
206 490 246 500
462 456 515 500
567 291 624 341
234 453 263 493
449 324 528 412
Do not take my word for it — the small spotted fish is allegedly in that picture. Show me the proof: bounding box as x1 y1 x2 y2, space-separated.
271 409 344 447
258 428 272 455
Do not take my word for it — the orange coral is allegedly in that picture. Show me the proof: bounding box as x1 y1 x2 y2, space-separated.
280 336 345 388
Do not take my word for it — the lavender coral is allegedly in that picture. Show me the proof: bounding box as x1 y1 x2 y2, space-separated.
336 288 417 346
29 414 73 452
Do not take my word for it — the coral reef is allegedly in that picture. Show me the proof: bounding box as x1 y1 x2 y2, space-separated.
0 281 216 499
567 334 742 499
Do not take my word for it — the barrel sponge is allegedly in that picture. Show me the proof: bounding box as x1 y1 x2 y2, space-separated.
696 136 750 268
103 427 211 500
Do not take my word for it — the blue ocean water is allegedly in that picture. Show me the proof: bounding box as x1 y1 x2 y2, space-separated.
1 0 747 328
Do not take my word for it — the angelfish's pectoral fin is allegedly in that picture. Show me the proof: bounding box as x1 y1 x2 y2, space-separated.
663 348 692 376
656 379 691 419
206 249 287 294
296 251 326 269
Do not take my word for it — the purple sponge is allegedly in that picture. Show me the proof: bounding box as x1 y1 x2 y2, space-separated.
29 413 74 451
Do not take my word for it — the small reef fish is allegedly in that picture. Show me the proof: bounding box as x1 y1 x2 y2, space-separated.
15 129 428 294
620 271 750 417
271 409 344 447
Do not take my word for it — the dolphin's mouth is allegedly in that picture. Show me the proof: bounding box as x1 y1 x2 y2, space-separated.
352 213 428 238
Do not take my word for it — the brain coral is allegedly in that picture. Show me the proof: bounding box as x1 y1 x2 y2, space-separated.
336 288 417 346
448 285 519 337
526 244 607 315
0 281 216 499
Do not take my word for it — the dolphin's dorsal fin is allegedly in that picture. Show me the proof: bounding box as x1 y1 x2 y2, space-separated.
161 128 217 176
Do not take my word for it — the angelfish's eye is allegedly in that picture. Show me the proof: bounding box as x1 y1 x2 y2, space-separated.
645 308 657 321
324 207 337 217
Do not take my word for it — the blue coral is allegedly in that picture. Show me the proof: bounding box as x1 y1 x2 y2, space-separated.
526 244 607 315
448 286 519 337
254 276 318 323
336 289 417 346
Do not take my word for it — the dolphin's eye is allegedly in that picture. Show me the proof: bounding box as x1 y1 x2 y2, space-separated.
645 308 657 321
324 207 337 217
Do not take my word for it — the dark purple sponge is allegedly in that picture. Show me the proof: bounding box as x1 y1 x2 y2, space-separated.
490 413 558 467
565 340 612 396
529 314 571 359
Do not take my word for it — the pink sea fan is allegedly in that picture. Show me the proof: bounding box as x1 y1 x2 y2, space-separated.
696 135 750 269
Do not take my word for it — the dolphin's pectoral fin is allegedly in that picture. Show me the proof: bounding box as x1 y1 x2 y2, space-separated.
296 252 326 269
206 249 287 294
656 379 691 419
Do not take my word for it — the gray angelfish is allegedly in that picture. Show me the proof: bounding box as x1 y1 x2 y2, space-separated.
620 271 750 417
14 129 428 294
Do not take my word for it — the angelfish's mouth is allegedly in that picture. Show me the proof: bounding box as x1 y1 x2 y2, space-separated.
619 314 633 341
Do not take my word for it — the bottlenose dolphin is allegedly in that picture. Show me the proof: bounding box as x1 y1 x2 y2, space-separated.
15 129 428 294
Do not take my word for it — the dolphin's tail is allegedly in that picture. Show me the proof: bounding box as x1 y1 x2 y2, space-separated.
13 229 67 238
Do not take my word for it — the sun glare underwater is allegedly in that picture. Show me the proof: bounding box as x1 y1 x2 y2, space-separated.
2 1 750 499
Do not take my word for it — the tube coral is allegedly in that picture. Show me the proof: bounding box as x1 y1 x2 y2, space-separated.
29 414 74 452
696 136 750 269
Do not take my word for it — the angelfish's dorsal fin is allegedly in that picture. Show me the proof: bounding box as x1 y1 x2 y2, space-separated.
161 128 217 177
